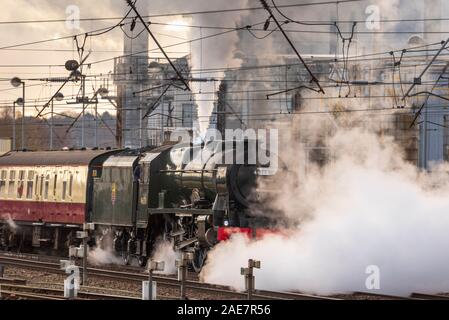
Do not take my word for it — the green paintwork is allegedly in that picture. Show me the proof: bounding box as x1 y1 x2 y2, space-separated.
92 157 138 227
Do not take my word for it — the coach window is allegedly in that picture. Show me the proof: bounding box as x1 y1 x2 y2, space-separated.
44 173 50 200
68 172 74 198
8 171 15 198
62 170 68 201
35 173 40 197
39 174 44 198
26 170 35 199
53 173 58 198
17 170 25 199
0 170 6 196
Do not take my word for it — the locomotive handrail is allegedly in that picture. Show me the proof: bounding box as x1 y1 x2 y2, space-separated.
148 208 213 216
158 169 218 173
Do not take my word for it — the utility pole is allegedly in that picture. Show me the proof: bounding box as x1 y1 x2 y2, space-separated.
160 95 165 145
139 100 143 149
50 100 54 150
94 98 98 148
22 83 25 150
10 78 26 150
423 101 429 169
12 99 17 150
81 75 86 148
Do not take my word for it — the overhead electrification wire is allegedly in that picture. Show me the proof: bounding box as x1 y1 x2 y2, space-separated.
0 0 365 25
259 0 325 94
403 38 449 99
86 20 268 66
246 21 289 39
125 0 190 91
390 49 406 107
271 0 357 97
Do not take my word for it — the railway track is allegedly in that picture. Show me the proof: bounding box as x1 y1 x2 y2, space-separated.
410 292 449 300
0 254 335 300
1 253 446 300
0 290 65 300
0 279 140 300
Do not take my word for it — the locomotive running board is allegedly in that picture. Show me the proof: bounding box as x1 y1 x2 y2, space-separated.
174 237 198 250
148 208 212 216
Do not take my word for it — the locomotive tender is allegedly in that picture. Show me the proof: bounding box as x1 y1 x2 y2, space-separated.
0 141 276 270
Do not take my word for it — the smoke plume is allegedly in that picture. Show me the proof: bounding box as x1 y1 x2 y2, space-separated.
201 127 449 296
197 0 449 296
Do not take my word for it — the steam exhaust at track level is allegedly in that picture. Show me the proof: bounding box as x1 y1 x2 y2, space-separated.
201 128 449 296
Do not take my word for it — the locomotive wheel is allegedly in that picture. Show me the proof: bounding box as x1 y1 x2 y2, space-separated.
137 256 148 267
191 247 208 273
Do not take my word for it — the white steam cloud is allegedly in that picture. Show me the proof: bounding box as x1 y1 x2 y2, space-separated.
201 128 449 296
88 246 123 266
151 241 180 275
88 230 123 266
3 214 18 231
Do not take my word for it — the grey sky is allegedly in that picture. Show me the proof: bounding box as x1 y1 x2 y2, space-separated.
0 0 247 114
0 0 447 118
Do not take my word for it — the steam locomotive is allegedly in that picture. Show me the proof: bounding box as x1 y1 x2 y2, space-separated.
0 141 279 271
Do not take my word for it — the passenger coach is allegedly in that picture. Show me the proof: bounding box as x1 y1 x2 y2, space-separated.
0 149 117 252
